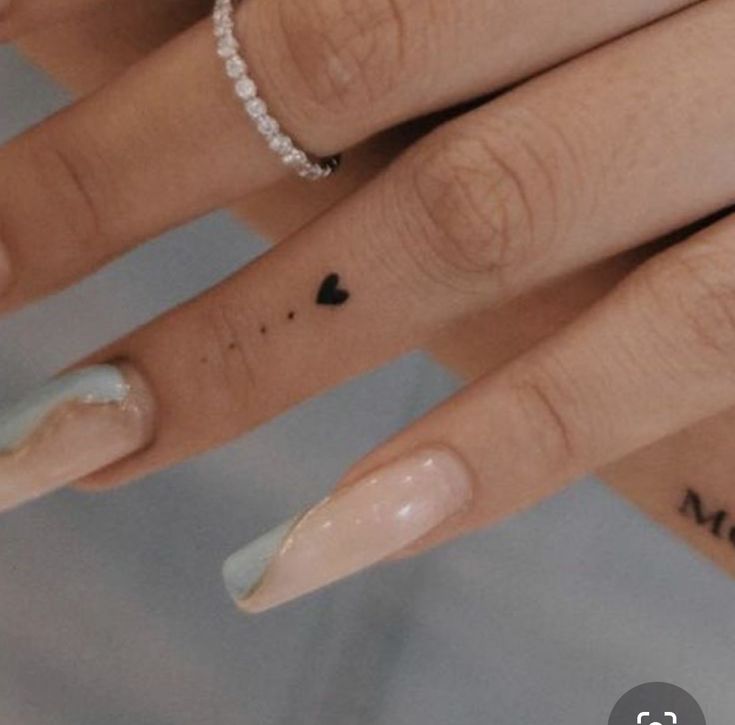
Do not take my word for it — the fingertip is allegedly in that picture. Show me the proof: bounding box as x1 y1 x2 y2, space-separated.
223 449 474 614
222 519 296 611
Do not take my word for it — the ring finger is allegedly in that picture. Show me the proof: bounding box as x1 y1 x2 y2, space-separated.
0 0 696 308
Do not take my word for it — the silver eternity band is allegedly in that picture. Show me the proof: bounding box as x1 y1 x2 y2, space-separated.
212 0 341 181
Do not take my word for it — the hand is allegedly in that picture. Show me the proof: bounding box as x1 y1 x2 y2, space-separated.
2 0 734 610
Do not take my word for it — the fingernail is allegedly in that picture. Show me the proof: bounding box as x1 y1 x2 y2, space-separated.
223 448 473 613
0 363 155 513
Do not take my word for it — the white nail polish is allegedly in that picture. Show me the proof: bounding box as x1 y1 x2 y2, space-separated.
0 364 155 513
222 448 473 613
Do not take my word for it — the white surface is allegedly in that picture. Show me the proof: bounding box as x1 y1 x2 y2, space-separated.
1 47 733 724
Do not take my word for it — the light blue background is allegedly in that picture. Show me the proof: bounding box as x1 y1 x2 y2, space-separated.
1 47 732 724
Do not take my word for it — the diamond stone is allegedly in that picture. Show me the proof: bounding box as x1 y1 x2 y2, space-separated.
225 57 245 79
268 134 293 155
284 150 308 167
235 78 257 100
217 40 238 58
214 0 332 181
245 98 267 118
300 166 323 180
256 116 279 136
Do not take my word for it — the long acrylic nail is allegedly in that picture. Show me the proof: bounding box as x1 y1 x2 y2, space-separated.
223 448 473 613
0 363 155 513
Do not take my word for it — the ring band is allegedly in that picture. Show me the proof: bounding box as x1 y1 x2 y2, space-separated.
213 0 341 181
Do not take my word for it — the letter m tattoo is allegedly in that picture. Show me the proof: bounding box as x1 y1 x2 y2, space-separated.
679 488 728 538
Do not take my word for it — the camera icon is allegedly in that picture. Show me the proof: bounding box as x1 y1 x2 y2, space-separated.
610 683 703 725
637 713 677 725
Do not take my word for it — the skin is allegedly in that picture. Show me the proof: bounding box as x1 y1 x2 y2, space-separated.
3 0 735 587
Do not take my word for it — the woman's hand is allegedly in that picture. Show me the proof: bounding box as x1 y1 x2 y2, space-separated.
3 0 735 609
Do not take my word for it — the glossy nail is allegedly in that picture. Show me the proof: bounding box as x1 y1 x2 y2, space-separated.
223 448 473 613
0 363 155 513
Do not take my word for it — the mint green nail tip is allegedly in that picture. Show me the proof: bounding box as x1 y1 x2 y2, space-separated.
222 519 294 604
0 365 127 453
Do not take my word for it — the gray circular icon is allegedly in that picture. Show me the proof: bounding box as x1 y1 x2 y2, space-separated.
609 683 706 725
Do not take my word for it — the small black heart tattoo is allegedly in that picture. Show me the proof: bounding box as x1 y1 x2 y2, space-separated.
316 273 350 306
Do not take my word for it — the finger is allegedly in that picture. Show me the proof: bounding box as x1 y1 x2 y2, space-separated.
223 212 735 613
603 403 735 576
0 0 697 309
5 0 209 45
0 198 638 515
426 210 732 381
14 0 381 249
16 0 210 92
0 167 631 510
239 0 698 157
0 184 679 512
0 0 110 40
0 363 155 512
0 19 291 310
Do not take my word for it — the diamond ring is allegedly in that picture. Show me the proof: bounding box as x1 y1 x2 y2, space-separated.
213 0 341 181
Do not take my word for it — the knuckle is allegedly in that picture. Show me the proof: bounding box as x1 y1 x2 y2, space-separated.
0 128 112 297
506 364 580 474
641 243 735 364
27 131 104 251
270 0 409 119
199 298 261 416
403 125 547 289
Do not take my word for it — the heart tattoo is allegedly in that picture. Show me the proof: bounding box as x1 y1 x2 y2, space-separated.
316 273 350 306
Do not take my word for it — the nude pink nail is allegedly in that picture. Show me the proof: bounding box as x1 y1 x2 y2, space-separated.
223 448 474 613
0 363 155 513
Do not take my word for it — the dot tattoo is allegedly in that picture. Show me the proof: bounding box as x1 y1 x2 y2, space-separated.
254 274 349 339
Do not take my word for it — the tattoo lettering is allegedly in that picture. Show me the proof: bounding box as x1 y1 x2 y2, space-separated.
678 488 735 547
